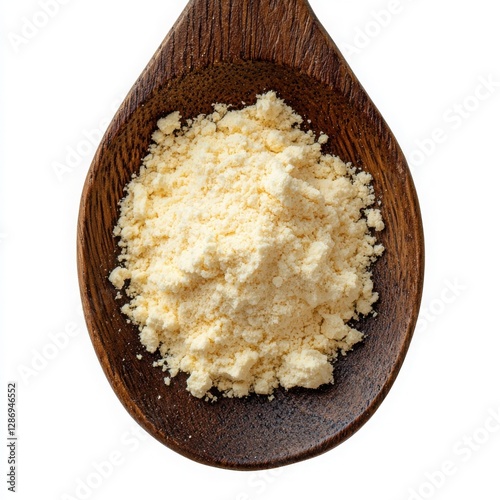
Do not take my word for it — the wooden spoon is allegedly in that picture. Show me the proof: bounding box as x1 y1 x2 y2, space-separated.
77 0 424 470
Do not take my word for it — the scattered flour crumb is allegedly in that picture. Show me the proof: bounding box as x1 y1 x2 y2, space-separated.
365 208 385 231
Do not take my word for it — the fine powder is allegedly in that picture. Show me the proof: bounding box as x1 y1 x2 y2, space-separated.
109 91 384 399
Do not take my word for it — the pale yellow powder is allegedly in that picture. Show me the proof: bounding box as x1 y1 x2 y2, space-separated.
110 91 384 399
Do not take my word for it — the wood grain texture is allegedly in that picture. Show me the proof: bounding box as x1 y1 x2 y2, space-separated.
77 0 424 470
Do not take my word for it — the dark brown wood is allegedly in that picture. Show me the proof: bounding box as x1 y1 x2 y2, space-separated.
77 0 424 470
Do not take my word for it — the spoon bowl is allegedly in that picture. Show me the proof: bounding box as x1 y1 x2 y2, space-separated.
77 0 424 470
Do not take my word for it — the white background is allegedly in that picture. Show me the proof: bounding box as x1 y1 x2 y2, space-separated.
1 1 499 499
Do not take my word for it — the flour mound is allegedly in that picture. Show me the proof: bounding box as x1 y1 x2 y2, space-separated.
110 91 384 399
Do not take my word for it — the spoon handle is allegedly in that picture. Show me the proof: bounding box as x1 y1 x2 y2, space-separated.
148 0 347 89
